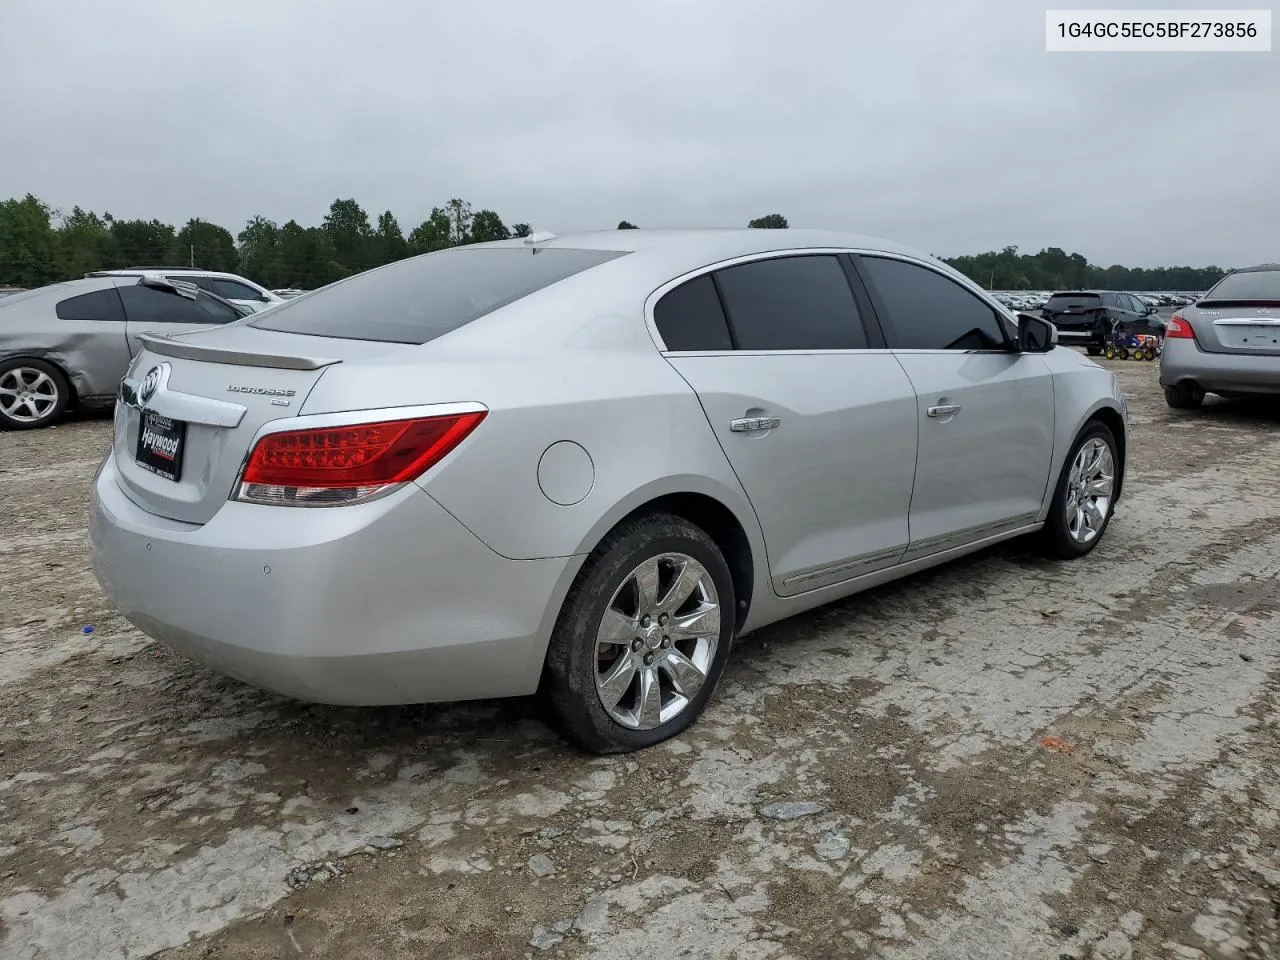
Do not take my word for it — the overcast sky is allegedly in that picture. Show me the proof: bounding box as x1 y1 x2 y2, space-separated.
1 0 1276 267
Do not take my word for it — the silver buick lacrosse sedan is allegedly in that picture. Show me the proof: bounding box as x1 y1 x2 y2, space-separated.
89 228 1128 753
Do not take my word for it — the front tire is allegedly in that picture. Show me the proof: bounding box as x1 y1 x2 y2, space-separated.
1164 383 1204 410
0 358 70 430
541 512 735 754
1039 422 1119 559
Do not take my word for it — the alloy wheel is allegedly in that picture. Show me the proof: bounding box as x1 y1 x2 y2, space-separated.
593 553 721 730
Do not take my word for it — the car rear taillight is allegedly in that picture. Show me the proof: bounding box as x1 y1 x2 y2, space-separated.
1164 314 1196 340
234 411 486 506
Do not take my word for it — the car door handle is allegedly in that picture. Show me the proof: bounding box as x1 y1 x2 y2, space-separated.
730 417 781 433
927 404 962 418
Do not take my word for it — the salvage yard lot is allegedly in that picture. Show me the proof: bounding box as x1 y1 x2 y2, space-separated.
1 356 1278 960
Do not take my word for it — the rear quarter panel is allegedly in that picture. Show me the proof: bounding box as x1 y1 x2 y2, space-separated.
0 288 132 401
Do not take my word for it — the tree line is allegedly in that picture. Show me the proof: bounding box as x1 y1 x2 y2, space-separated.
0 194 1228 293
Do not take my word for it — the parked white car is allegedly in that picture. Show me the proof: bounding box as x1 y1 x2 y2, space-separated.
88 269 284 314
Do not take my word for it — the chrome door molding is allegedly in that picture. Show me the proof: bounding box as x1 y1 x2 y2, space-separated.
779 545 906 592
901 511 1040 563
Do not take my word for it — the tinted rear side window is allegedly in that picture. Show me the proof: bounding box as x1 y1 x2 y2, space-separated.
1203 268 1280 301
712 255 866 351
118 285 242 325
653 275 733 351
209 278 267 301
858 256 1008 351
250 247 627 344
1045 293 1102 311
55 288 125 322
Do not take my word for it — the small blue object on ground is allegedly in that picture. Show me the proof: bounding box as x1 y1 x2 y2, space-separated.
82 625 94 634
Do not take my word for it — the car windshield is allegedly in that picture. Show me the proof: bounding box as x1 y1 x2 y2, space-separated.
249 246 627 344
1202 268 1280 301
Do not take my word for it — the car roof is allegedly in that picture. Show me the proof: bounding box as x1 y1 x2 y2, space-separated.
91 268 256 282
482 227 928 261
1225 262 1280 274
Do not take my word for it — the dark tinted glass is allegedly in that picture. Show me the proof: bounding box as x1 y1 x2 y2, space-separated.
1046 293 1102 311
860 257 1008 350
55 288 125 322
1204 268 1280 301
118 284 242 325
251 247 626 344
210 278 266 301
713 255 866 351
653 275 733 351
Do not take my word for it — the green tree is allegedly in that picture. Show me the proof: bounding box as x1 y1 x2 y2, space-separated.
237 216 282 287
373 210 409 265
511 223 531 238
469 209 510 243
617 220 638 230
278 219 338 288
0 194 60 286
747 213 788 229
173 218 238 272
109 218 177 267
408 207 452 254
321 198 374 273
56 206 116 277
445 198 473 245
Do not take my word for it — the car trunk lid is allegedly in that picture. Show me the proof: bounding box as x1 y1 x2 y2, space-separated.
111 325 405 524
1185 300 1280 356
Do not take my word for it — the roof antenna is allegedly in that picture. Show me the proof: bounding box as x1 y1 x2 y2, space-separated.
523 225 557 245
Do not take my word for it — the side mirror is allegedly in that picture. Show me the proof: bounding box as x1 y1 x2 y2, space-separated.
1146 304 1158 315
1017 313 1056 353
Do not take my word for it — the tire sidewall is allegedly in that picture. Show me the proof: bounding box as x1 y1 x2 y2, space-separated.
546 516 736 753
1046 422 1119 558
0 358 69 430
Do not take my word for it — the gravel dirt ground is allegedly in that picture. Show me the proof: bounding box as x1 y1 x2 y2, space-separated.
2 353 1278 960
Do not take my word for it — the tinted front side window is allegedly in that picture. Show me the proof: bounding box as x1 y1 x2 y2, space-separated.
1204 268 1280 301
210 278 266 301
251 247 627 344
713 255 866 351
859 257 1008 351
55 288 125 322
118 285 242 325
653 275 733 351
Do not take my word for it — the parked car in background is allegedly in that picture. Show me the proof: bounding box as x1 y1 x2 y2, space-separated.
89 228 1128 753
88 268 283 314
1042 290 1162 355
1160 263 1280 409
0 274 248 429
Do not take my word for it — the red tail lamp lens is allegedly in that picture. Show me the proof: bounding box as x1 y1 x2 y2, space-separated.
1164 314 1195 340
241 412 486 489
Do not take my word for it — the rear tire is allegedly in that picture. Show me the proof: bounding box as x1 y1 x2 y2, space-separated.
1164 383 1204 410
0 358 70 430
1039 421 1120 560
541 512 736 754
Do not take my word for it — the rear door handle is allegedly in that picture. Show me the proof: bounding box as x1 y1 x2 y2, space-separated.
730 416 781 433
927 404 961 418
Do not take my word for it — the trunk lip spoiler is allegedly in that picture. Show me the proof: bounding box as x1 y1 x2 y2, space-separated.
138 332 343 371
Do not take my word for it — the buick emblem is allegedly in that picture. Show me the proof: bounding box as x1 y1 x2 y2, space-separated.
1258 308 1272 317
139 365 165 405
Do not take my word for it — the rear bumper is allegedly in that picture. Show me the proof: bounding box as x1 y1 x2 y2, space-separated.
1159 339 1280 395
89 452 579 705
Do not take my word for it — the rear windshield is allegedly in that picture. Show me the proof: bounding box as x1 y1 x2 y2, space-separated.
249 246 627 344
1202 268 1280 302
1046 293 1101 309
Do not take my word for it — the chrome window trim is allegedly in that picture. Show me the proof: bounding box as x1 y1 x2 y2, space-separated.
643 247 1020 355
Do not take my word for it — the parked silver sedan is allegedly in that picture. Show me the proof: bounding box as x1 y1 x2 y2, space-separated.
88 229 1129 753
1160 263 1280 408
0 275 248 429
